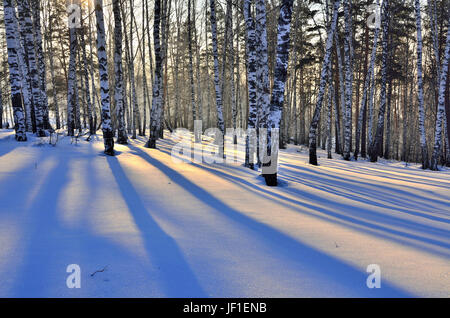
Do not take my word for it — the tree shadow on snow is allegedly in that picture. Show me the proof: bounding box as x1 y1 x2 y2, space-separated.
128 143 412 297
106 156 207 297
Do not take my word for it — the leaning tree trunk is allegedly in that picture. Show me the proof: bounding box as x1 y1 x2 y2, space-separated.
430 18 450 170
369 0 390 162
146 0 163 148
354 0 381 160
262 0 294 186
94 0 114 155
3 0 27 141
209 0 225 156
113 0 128 144
308 0 341 165
244 0 258 169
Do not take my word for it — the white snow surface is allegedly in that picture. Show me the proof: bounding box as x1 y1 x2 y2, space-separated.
0 129 449 297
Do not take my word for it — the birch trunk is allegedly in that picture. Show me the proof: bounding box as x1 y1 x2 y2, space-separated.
113 0 128 144
31 0 50 130
3 0 27 141
430 18 450 170
308 0 341 165
17 0 45 136
262 0 294 186
66 22 77 136
146 0 163 148
342 0 353 160
209 0 225 155
188 0 197 133
94 0 115 155
244 0 257 169
413 0 430 168
354 0 381 160
369 0 390 162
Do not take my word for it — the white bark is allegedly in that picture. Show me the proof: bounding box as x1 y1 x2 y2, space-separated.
94 0 115 155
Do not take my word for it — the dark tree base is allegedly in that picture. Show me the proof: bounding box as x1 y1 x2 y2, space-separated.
116 137 128 145
104 137 115 156
145 138 157 148
263 173 278 187
36 130 46 138
15 134 27 142
309 148 318 166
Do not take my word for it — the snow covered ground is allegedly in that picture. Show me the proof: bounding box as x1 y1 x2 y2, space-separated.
0 128 449 297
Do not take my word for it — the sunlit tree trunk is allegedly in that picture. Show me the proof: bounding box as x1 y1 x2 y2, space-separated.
209 0 225 156
262 0 294 186
113 0 128 144
94 0 115 155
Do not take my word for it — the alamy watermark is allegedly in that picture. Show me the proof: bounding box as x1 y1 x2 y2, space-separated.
366 1 382 29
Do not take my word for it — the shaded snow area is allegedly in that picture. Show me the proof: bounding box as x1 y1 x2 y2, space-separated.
0 129 449 297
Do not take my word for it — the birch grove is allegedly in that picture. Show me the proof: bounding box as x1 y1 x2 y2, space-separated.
0 0 449 183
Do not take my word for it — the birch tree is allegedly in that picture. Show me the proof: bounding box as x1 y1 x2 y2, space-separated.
430 17 450 170
17 0 45 136
342 0 353 160
66 4 78 137
354 0 381 160
113 0 128 144
244 0 258 169
308 0 341 165
94 0 115 155
369 0 390 162
3 0 27 141
262 0 294 186
209 0 225 156
414 0 430 169
146 0 163 148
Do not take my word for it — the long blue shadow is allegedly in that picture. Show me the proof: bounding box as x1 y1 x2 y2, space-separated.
128 143 412 297
106 156 207 297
